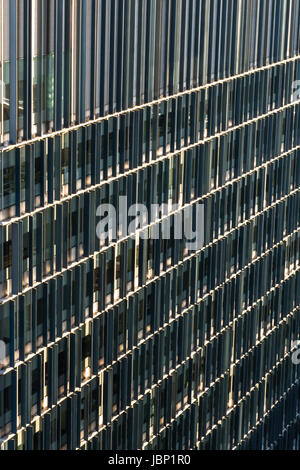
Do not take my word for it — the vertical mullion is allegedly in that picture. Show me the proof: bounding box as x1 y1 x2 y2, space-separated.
153 0 161 100
100 0 107 116
24 0 32 140
80 0 86 123
37 0 44 136
9 0 17 144
75 0 81 123
54 0 63 130
144 0 152 102
127 0 135 109
71 0 76 123
122 0 129 111
90 0 97 119
186 0 194 90
64 0 71 127
135 0 143 106
179 0 186 91
163 0 170 96
109 0 116 114
116 0 124 112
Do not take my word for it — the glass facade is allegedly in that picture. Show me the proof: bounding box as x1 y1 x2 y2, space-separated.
0 0 300 450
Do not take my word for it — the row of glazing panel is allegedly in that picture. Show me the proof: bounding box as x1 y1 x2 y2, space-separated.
1 131 300 300
0 218 299 369
0 269 299 447
1 58 300 223
0 0 300 145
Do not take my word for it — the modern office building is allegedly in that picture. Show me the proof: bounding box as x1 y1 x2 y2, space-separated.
0 0 300 451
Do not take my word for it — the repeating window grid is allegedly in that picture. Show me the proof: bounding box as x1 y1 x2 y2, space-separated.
0 0 300 451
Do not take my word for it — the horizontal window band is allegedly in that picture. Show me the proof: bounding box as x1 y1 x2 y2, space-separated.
144 346 300 449
1 178 299 305
1 293 299 448
2 226 299 383
1 98 300 227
